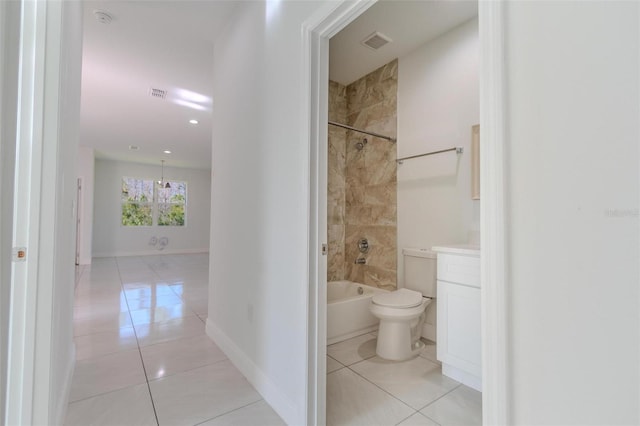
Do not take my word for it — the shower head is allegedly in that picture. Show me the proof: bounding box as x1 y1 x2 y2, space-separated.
355 138 368 151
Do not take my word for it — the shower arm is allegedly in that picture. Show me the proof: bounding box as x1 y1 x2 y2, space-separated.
328 121 396 143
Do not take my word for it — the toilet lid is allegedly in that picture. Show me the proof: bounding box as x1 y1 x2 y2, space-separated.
372 288 423 308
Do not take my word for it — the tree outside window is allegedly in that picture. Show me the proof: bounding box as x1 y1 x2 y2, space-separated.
121 178 186 226
121 178 153 226
158 181 187 226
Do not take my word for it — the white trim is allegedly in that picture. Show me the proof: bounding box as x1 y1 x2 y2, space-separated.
302 2 376 424
306 1 510 424
5 1 48 423
479 1 509 425
92 248 209 258
53 344 75 426
205 319 298 425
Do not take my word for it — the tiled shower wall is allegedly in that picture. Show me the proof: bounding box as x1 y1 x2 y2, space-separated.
328 60 398 290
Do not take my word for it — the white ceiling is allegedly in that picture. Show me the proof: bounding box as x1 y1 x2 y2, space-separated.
80 0 477 170
80 1 237 169
329 0 478 85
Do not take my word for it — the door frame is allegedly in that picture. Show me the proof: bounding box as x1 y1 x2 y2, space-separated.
303 1 510 424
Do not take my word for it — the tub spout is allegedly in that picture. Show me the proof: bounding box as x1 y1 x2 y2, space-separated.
354 257 366 265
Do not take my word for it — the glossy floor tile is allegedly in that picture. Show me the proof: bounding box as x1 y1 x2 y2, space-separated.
66 254 283 426
149 361 262 426
198 400 286 426
420 385 482 426
326 332 377 366
327 368 415 425
140 334 227 380
327 334 482 426
65 383 157 426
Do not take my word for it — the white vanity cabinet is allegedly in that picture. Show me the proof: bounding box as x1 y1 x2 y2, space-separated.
432 245 481 392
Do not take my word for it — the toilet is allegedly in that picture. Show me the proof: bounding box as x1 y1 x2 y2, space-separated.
369 248 436 361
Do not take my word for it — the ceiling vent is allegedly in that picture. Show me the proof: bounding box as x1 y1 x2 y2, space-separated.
361 31 392 50
149 88 167 100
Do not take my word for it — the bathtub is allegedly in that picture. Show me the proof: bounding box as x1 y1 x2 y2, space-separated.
327 280 389 345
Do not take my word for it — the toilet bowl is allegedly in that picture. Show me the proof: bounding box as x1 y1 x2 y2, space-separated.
369 248 437 361
370 288 432 361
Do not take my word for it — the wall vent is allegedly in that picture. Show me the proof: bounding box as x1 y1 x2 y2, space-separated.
149 87 167 99
361 31 392 50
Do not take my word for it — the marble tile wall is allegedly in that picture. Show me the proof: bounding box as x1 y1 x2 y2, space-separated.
327 81 347 282
328 60 398 289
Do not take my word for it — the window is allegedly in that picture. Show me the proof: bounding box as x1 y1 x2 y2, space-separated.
122 178 153 226
158 181 186 226
121 178 187 226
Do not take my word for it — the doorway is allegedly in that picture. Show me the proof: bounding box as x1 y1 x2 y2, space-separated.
304 1 508 424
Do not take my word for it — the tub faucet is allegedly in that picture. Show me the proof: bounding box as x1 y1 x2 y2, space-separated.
354 257 366 265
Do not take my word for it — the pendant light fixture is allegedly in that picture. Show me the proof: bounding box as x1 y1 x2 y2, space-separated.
158 160 171 189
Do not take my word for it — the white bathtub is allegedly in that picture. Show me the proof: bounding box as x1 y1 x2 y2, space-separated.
327 280 389 345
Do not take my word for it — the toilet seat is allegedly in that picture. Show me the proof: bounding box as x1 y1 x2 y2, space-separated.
372 288 423 308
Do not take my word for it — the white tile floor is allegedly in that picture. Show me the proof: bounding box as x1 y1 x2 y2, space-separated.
66 254 284 426
67 254 481 426
326 334 482 426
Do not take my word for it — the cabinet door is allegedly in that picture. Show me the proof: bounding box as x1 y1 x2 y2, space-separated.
437 281 482 376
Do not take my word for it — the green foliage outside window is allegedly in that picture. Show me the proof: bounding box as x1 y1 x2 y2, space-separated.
121 178 186 227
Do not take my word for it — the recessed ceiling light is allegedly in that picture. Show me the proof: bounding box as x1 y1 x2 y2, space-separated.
189 119 199 125
163 150 172 154
129 145 139 151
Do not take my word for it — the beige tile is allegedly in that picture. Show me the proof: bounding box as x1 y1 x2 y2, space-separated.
134 315 205 347
364 265 397 289
420 385 482 426
73 312 133 337
327 368 413 426
74 327 138 361
418 340 439 365
129 302 196 326
199 400 285 426
397 412 440 426
327 333 377 366
65 383 156 426
327 356 344 374
350 356 460 410
149 361 261 426
69 349 146 402
141 334 227 380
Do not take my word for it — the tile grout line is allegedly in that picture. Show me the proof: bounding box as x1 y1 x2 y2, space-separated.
191 398 266 426
116 256 161 426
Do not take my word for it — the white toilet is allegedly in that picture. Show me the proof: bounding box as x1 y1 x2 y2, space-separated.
369 248 436 361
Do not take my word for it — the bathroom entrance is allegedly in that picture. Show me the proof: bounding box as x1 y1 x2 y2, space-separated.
321 1 484 424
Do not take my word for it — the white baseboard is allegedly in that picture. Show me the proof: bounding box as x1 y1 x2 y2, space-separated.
93 248 209 258
205 319 299 425
442 363 482 392
54 343 76 425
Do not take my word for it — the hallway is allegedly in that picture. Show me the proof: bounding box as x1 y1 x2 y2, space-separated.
65 254 284 426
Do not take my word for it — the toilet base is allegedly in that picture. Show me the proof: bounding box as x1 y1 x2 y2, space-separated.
375 317 426 361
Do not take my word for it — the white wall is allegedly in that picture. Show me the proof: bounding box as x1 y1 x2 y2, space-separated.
93 159 210 257
77 146 95 264
207 1 327 424
397 18 479 340
47 3 84 422
504 1 639 424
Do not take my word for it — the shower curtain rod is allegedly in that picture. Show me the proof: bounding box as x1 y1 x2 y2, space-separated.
396 147 463 164
328 121 396 142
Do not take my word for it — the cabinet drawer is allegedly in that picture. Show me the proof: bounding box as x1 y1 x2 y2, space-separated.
437 253 480 287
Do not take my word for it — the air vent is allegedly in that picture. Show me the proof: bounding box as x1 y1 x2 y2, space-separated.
361 31 392 50
149 88 167 100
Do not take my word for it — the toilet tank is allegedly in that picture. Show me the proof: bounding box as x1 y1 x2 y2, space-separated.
402 248 437 298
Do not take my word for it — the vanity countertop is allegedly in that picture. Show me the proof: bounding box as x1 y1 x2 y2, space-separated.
431 244 480 257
